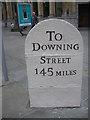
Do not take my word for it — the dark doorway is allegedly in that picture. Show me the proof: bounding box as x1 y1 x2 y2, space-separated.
33 2 38 16
23 11 27 19
78 3 89 27
55 2 62 17
43 2 49 17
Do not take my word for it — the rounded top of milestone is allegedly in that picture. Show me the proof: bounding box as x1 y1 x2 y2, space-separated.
25 19 83 56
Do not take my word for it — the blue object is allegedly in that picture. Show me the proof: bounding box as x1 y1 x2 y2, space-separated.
17 3 31 27
66 9 69 16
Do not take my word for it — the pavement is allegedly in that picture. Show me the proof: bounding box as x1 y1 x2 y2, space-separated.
2 21 88 118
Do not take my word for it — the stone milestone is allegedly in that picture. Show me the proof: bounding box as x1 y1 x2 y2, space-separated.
25 19 83 107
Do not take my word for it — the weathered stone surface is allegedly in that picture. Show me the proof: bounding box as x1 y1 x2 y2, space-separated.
25 19 83 107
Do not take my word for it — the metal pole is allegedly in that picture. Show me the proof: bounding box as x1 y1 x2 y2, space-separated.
1 3 9 81
2 40 9 81
4 2 7 27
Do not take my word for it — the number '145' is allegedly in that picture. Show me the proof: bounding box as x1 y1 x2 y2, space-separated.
35 68 53 76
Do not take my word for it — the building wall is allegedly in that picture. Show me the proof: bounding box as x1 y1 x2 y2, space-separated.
36 2 77 17
2 2 89 28
2 2 79 27
2 2 77 20
2 2 15 21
